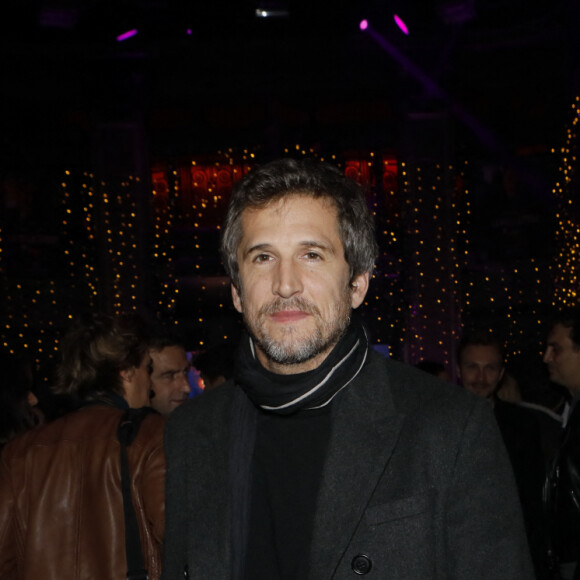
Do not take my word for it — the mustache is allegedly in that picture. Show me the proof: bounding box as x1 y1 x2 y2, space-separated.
258 297 321 318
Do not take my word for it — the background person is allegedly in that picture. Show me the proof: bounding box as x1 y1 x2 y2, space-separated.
543 307 580 579
457 329 548 577
149 334 192 416
0 313 166 580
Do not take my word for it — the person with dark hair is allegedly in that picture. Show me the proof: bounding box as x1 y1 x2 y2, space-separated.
163 158 532 579
149 334 192 416
193 342 236 391
543 307 580 579
0 313 166 580
544 307 580 395
0 350 40 450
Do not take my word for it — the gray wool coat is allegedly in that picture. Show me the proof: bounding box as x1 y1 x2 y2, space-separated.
162 351 534 579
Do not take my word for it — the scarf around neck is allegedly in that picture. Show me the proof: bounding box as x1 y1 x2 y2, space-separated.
234 315 370 415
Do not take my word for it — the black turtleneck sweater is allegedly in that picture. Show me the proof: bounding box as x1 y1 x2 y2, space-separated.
243 405 332 580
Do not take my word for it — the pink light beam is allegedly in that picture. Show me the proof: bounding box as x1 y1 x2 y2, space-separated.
393 14 409 35
117 29 138 42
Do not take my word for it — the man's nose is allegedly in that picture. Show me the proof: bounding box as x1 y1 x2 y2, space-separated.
273 260 303 298
179 373 192 393
543 347 553 363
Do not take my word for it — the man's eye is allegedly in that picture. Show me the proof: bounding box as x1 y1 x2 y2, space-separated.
254 254 271 263
305 252 321 260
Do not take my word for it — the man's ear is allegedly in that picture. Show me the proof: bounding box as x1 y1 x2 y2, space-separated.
231 283 243 314
120 367 135 384
350 272 370 309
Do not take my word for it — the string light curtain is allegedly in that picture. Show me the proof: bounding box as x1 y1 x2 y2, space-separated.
552 96 580 307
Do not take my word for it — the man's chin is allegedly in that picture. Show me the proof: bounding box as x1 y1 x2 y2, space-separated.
265 316 312 334
259 323 312 347
266 345 316 365
257 333 323 366
167 400 186 413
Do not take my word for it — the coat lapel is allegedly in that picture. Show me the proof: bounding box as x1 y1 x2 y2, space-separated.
183 386 236 579
309 355 405 578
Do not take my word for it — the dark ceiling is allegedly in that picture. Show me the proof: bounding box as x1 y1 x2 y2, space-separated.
0 0 578 168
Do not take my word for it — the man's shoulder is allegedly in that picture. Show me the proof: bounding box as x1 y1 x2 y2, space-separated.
137 410 167 441
167 381 237 430
2 406 165 464
355 350 486 433
363 350 474 408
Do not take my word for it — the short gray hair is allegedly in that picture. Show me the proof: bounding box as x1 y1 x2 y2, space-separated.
220 158 378 288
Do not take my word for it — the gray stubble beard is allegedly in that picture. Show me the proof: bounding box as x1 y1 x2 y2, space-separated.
242 293 352 366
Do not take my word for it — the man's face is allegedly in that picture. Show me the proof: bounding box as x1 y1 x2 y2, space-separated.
150 345 191 416
231 194 369 374
457 344 505 399
543 323 580 394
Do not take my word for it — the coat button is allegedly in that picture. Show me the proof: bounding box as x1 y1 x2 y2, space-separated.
351 554 372 575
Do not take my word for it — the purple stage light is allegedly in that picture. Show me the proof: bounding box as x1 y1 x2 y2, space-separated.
393 14 409 35
359 19 368 31
116 29 138 42
187 28 192 35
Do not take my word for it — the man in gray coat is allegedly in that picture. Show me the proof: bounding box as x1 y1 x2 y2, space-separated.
162 158 533 579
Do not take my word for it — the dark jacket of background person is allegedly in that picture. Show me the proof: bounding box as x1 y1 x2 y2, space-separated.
0 404 165 579
494 398 550 578
162 351 534 579
544 401 580 575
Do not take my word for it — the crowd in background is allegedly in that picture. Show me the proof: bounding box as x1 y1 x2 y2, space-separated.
1 158 580 579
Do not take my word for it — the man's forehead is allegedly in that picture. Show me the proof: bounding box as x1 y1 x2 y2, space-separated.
461 344 503 363
151 346 188 363
242 194 336 218
548 323 574 343
239 195 341 244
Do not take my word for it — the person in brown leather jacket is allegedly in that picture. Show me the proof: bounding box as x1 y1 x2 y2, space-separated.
0 313 166 580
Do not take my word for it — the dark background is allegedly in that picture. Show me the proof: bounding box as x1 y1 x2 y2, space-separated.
0 0 578 395
0 0 576 166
